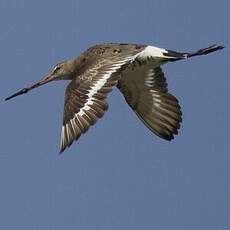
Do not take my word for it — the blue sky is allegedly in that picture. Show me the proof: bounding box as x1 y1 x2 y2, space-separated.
0 0 229 229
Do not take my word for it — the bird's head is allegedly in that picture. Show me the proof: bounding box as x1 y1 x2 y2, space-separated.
5 59 76 101
50 59 77 81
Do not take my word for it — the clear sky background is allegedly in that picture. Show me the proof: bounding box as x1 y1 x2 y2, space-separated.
0 0 229 229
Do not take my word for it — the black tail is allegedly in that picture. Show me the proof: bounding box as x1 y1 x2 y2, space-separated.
165 44 224 61
184 44 225 58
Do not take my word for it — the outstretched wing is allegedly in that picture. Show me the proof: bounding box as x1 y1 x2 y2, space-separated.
60 57 133 153
118 61 182 141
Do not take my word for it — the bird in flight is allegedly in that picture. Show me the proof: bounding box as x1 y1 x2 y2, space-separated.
5 43 224 153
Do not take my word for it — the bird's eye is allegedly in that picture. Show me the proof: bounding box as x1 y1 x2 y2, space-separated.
53 65 61 73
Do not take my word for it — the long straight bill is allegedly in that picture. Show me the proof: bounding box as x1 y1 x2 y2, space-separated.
5 74 53 101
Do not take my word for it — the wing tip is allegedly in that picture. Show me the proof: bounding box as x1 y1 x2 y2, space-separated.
59 139 66 154
59 125 68 154
59 141 66 154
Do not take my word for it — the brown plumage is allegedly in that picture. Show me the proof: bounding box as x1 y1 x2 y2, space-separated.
5 43 224 153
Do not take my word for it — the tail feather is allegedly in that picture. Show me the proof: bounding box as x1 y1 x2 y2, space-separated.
184 44 225 58
165 44 224 61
